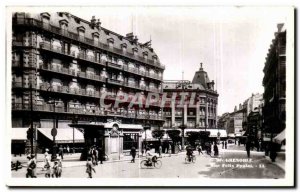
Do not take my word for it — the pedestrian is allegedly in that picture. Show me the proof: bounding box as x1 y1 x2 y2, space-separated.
52 160 62 178
168 143 172 157
98 147 104 164
270 142 278 162
225 141 227 149
258 140 262 152
222 141 224 149
43 148 50 171
197 144 203 155
26 154 37 178
86 157 96 178
178 144 182 152
130 146 136 163
213 142 219 156
158 145 162 158
44 157 51 178
58 145 64 160
92 147 98 165
245 139 251 158
67 145 70 155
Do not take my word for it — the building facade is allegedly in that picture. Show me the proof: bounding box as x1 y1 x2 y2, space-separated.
162 64 221 142
11 12 165 158
262 23 286 141
241 93 263 137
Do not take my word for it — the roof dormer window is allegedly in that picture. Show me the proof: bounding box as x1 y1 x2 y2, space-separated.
121 43 127 52
132 47 138 56
107 37 114 48
152 55 158 63
143 51 148 59
77 26 85 40
59 19 68 30
40 12 50 20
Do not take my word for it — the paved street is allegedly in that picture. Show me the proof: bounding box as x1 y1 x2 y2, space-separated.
11 145 285 179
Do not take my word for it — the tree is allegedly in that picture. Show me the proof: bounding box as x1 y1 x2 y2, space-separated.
186 131 200 147
152 129 165 145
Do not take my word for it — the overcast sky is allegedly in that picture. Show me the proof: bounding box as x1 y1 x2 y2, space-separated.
70 6 290 115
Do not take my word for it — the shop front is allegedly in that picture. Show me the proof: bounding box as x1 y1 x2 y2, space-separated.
69 122 143 160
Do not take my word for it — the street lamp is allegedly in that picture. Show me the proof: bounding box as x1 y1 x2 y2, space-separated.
47 86 57 161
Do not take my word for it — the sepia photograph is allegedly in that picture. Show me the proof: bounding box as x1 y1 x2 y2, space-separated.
5 5 295 187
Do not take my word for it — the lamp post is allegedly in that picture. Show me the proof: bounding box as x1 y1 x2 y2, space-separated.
47 86 57 161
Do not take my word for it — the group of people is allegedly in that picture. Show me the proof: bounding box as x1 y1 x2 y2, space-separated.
88 146 104 166
43 148 63 178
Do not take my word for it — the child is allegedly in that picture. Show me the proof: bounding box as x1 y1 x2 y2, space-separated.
52 158 62 178
86 157 96 178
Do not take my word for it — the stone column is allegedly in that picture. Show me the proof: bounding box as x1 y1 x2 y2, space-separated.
184 104 187 126
196 102 200 127
171 101 175 127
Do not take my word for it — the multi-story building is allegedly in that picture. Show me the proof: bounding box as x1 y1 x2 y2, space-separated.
162 64 222 143
227 109 243 138
262 23 286 142
11 12 165 158
241 93 263 135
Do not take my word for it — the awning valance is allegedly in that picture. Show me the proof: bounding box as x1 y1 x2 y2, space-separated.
38 128 84 143
11 128 28 140
274 129 285 144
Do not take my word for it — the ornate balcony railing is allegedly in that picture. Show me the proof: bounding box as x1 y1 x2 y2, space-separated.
13 17 165 70
107 61 122 69
108 78 122 85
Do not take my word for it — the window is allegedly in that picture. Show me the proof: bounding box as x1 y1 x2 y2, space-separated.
123 133 139 150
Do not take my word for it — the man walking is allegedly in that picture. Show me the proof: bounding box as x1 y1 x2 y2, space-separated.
130 146 136 163
158 145 163 158
245 139 251 158
98 147 104 164
225 141 227 149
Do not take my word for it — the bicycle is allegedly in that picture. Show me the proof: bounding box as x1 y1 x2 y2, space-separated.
140 156 162 169
185 154 196 163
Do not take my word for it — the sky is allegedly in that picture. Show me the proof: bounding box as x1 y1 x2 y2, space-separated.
68 6 290 115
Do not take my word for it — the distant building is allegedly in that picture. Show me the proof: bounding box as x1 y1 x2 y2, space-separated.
262 23 286 142
162 63 220 141
242 93 263 135
228 109 244 137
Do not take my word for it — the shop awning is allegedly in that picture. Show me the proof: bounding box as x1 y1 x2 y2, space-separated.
198 129 227 138
38 128 84 143
11 128 28 140
274 129 285 144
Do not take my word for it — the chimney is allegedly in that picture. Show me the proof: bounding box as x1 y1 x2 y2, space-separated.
96 19 101 29
126 32 134 41
133 35 139 44
90 16 96 27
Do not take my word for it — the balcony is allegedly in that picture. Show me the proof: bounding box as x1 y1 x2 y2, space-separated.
39 42 73 58
12 60 21 67
13 17 165 70
12 40 23 47
107 78 122 85
279 46 286 56
12 81 23 88
107 61 123 69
